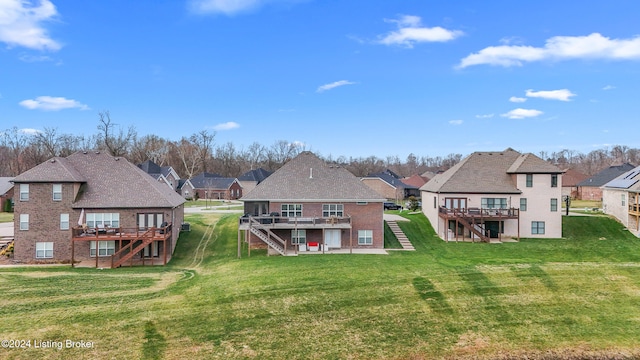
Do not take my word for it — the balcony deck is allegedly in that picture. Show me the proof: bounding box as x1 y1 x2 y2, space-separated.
71 225 172 242
238 215 352 230
438 207 519 220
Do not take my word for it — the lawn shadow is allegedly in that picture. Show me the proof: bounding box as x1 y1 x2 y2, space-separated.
457 267 502 296
513 264 557 291
412 276 454 314
142 320 167 360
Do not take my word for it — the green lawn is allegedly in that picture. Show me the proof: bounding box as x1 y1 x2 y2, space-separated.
0 212 14 222
1 213 640 359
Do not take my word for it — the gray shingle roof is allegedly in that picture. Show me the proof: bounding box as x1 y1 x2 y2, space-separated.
238 168 272 183
14 151 185 209
0 177 14 195
189 173 237 190
421 149 561 194
577 163 636 187
242 151 385 202
602 165 640 191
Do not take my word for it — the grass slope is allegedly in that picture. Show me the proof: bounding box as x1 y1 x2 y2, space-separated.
1 213 640 359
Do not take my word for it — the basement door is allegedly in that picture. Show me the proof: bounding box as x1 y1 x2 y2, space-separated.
138 213 163 258
324 229 341 249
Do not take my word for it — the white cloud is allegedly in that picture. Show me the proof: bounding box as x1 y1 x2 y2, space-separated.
458 33 640 68
526 89 576 101
475 113 494 119
212 121 240 131
509 96 527 103
602 85 616 90
188 0 303 15
501 108 543 119
316 80 356 93
19 128 41 135
19 54 53 62
19 96 89 111
449 120 463 125
377 15 463 48
0 0 61 51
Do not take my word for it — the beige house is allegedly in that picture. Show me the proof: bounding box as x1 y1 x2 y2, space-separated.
420 149 563 242
602 165 640 237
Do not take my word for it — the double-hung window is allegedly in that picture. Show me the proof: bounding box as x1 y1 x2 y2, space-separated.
551 174 558 188
526 174 533 187
291 230 306 244
52 184 62 201
86 213 120 228
60 214 70 230
281 204 302 217
35 242 53 258
531 221 545 234
481 198 507 209
322 204 344 217
19 184 29 201
19 214 29 230
358 230 373 245
550 198 558 212
90 241 115 257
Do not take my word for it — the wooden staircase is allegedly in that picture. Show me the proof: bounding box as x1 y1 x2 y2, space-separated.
249 218 287 256
453 214 489 243
110 229 155 268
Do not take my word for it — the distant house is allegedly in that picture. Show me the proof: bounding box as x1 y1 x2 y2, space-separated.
400 174 430 198
137 160 181 192
421 148 563 242
238 168 272 195
190 172 243 200
561 168 588 199
177 179 196 199
602 165 640 237
0 177 14 211
361 170 409 200
239 151 386 255
11 151 185 267
577 163 635 201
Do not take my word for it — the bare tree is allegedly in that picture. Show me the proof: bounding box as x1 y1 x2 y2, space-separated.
96 111 137 157
189 130 215 173
130 134 169 165
0 127 30 175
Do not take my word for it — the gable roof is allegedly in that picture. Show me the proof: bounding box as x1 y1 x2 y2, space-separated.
602 165 640 191
577 163 636 187
190 172 237 190
238 168 272 183
242 151 385 202
421 149 561 194
362 171 405 189
13 151 185 209
0 177 14 195
401 174 429 189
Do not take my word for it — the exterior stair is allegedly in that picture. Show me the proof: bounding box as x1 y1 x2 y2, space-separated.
249 218 287 256
386 221 415 250
453 215 489 243
110 229 155 268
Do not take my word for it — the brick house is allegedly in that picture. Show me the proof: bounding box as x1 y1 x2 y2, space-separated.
189 172 243 200
602 165 640 237
361 170 408 200
421 148 563 242
238 168 272 196
577 163 635 201
561 168 588 199
11 151 185 267
238 151 386 255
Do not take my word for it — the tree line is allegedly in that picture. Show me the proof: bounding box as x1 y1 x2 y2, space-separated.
1 112 639 179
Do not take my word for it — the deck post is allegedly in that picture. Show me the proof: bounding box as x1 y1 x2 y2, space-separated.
237 229 241 258
71 239 75 268
350 227 352 254
95 243 98 268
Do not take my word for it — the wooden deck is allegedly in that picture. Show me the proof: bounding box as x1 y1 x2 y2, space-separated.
238 215 352 230
71 226 171 242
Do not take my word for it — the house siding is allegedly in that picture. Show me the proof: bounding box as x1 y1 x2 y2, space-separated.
603 188 629 229
268 201 384 249
361 178 400 200
422 173 562 240
13 181 184 263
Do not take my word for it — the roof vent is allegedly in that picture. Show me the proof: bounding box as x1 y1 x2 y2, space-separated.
114 157 120 161
83 151 88 154
310 168 313 179
50 159 56 163
95 151 100 154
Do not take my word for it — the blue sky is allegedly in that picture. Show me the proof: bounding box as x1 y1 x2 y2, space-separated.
2 0 640 158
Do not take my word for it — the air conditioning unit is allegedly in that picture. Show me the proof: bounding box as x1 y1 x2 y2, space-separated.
181 223 191 231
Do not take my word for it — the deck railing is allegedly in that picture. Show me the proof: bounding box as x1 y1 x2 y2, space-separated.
239 215 351 227
71 224 172 240
438 207 519 218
